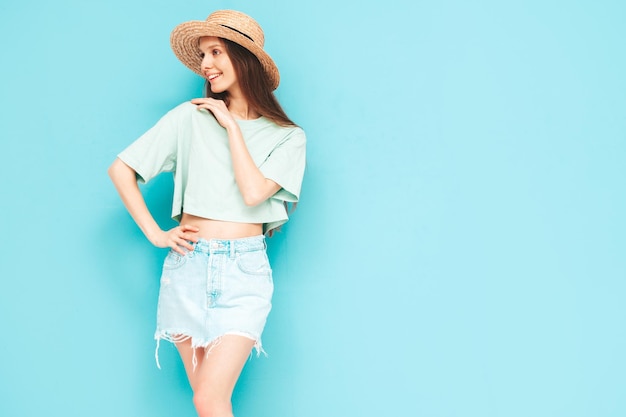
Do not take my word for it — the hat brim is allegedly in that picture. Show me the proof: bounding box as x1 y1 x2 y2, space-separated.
170 20 280 90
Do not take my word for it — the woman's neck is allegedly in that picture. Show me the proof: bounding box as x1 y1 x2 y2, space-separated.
228 96 260 120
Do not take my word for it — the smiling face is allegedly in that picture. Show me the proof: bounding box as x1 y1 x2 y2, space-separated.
198 36 241 96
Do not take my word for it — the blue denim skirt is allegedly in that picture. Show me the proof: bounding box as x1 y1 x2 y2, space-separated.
154 235 273 368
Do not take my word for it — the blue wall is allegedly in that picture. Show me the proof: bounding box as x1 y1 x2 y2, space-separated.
1 1 625 416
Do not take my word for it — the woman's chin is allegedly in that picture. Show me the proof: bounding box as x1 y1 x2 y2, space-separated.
208 83 226 94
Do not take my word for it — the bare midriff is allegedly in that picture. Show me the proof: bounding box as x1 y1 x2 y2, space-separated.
181 212 263 240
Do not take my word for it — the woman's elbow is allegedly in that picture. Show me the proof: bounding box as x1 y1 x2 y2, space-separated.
108 158 134 184
107 162 116 180
242 187 273 207
242 180 280 206
242 193 265 207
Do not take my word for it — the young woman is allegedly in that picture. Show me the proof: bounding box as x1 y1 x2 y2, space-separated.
108 10 305 417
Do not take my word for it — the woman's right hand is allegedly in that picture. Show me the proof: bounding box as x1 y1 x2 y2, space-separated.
150 224 200 254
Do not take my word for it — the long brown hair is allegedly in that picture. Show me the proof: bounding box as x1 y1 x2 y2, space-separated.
204 38 296 127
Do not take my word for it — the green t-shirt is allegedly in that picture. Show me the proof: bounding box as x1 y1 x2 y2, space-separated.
118 102 306 234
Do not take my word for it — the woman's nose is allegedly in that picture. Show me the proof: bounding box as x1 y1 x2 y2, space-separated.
201 56 213 69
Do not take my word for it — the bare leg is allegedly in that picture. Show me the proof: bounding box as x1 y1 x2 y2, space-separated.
175 338 204 390
176 335 256 417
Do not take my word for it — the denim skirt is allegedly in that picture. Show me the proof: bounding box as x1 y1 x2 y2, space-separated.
154 235 273 367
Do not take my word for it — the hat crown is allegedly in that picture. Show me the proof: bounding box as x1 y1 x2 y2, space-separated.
206 10 265 48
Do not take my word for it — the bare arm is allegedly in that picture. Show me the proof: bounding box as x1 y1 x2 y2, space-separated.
107 158 198 253
191 98 281 206
224 124 281 205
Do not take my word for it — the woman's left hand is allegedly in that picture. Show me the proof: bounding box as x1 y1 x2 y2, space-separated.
191 98 238 131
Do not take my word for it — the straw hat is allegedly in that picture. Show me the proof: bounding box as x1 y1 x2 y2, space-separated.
170 10 280 90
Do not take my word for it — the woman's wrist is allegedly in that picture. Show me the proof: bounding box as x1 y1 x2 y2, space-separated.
145 226 164 245
225 121 242 136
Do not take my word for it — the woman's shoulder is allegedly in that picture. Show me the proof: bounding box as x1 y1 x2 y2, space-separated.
167 100 199 116
280 124 306 144
164 101 222 127
257 122 305 149
263 119 306 141
263 122 306 150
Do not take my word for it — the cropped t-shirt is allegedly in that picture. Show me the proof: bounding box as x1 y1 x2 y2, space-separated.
118 101 306 234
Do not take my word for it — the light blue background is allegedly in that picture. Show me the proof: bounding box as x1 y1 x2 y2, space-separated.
1 0 625 416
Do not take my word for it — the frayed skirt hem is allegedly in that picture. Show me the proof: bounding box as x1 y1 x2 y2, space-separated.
154 330 267 370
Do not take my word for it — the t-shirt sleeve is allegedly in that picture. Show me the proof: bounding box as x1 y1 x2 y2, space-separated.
117 109 179 184
260 128 306 203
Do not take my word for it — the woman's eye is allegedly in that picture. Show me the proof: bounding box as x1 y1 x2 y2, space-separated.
212 49 221 55
199 52 205 58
